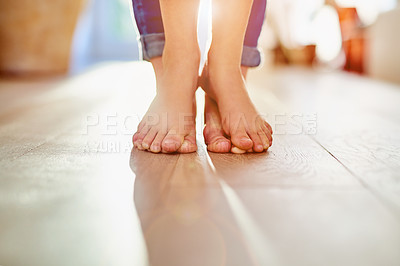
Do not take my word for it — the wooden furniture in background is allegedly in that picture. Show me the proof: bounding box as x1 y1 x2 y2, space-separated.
366 8 400 84
0 0 85 76
337 7 366 74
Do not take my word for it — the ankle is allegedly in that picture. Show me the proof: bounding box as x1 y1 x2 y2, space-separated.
207 47 242 71
163 45 200 69
156 52 200 96
205 62 249 105
207 57 241 76
150 57 164 84
207 61 242 81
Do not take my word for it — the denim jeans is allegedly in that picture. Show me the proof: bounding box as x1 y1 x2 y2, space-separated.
132 0 267 67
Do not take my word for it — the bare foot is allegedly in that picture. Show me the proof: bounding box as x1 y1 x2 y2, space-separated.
203 61 273 153
132 55 199 154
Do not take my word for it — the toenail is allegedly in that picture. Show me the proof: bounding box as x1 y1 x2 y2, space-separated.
241 138 252 144
218 141 229 149
165 140 180 148
231 146 246 154
164 139 175 145
256 145 264 151
151 145 161 152
181 141 190 150
142 143 149 149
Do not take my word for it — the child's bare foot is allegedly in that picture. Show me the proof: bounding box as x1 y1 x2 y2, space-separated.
132 54 199 154
204 61 273 153
203 94 231 153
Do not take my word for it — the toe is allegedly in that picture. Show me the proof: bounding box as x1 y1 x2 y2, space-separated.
231 129 253 150
231 146 247 154
141 127 158 150
264 121 273 134
215 140 231 153
162 129 185 153
262 125 273 146
207 137 231 153
149 131 166 153
178 139 197 153
178 131 197 153
204 127 231 153
248 131 264 152
132 132 139 145
134 125 151 150
258 130 270 150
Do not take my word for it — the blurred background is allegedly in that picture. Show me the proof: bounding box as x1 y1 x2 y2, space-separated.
0 0 399 83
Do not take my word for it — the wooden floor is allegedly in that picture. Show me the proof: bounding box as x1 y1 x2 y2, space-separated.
0 62 400 266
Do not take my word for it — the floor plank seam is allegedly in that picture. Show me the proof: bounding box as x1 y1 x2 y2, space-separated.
2 99 115 162
6 124 77 162
309 135 400 222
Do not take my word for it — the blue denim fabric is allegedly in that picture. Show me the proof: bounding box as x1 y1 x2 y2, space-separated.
132 0 266 67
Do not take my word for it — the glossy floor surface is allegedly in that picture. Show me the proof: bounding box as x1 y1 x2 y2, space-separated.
0 62 400 266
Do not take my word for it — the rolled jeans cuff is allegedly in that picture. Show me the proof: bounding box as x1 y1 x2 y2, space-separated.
241 45 262 67
139 33 165 61
139 33 262 67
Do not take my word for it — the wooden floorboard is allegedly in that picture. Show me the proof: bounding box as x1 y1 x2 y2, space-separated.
248 67 400 214
209 133 361 189
232 188 400 266
1 62 400 266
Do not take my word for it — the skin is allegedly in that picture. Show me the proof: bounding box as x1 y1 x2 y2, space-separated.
203 0 273 153
200 65 272 153
133 0 273 154
132 0 200 153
